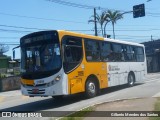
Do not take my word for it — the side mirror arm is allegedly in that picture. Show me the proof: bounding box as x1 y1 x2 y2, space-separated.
12 46 20 60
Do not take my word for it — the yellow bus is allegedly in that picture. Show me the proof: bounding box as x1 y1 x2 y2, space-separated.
19 30 147 98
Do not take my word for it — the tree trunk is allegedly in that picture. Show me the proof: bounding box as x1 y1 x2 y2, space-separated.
101 25 103 37
104 22 107 37
112 23 115 39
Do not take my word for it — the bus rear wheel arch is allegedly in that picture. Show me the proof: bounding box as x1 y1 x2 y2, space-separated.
128 72 135 87
85 75 99 98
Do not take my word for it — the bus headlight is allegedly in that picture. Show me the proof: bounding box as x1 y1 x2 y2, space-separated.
46 75 61 87
55 75 61 81
21 82 26 87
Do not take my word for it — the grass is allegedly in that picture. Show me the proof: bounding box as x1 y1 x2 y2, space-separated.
154 98 160 111
150 97 160 120
57 106 95 120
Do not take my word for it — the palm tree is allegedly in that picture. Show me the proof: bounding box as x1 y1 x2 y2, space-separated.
105 10 123 39
103 17 110 38
88 11 108 36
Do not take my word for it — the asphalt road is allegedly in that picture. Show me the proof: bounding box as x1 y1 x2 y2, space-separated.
0 73 160 119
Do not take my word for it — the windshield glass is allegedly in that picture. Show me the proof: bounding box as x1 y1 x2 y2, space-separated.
20 31 62 78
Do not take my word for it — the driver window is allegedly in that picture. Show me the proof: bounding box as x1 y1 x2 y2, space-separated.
62 36 83 73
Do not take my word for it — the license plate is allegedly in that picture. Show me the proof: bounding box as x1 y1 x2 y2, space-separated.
32 89 39 93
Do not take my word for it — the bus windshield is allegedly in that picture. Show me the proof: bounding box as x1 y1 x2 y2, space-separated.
20 31 62 78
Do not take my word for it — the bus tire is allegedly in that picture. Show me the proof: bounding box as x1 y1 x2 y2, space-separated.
85 77 98 98
128 72 135 87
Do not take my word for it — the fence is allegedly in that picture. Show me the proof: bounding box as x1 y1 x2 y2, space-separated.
0 67 21 92
0 76 20 92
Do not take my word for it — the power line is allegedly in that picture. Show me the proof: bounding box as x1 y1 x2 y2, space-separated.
0 42 19 43
0 12 86 24
0 35 159 39
1 44 19 45
46 0 126 12
5 23 160 32
46 0 94 9
1 24 160 37
0 37 20 39
0 27 160 33
0 28 94 33
147 12 160 15
0 24 95 32
0 42 19 45
147 14 160 17
0 28 33 33
146 12 160 17
0 27 160 34
0 24 47 31
116 35 153 38
2 23 160 32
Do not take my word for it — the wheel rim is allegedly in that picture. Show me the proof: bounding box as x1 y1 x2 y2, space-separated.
88 82 96 95
129 74 134 85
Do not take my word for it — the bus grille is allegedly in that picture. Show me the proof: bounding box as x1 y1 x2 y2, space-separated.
27 89 45 94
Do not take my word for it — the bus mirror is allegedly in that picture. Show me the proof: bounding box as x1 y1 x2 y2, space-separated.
12 45 20 60
13 50 15 60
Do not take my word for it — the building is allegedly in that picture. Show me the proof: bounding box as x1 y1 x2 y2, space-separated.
142 39 160 73
0 56 11 69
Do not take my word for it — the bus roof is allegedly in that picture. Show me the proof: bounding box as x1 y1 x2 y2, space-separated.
104 38 144 47
58 30 104 40
58 30 144 47
21 30 144 47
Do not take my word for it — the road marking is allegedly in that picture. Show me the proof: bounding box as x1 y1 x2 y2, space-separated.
152 92 160 97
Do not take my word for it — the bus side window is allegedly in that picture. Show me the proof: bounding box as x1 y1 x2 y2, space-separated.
65 47 73 62
121 45 128 61
125 45 134 61
100 41 111 61
112 43 123 62
85 39 100 62
135 47 144 62
130 46 136 61
126 46 131 61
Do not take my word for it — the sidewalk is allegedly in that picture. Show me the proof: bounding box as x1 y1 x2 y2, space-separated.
0 90 27 103
83 97 157 120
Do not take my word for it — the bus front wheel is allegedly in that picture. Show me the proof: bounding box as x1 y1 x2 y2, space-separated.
85 78 98 98
128 73 135 87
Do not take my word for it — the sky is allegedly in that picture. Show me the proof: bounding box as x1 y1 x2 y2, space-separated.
0 0 160 59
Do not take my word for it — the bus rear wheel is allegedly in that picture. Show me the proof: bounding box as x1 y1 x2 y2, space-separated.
85 78 98 98
128 73 135 87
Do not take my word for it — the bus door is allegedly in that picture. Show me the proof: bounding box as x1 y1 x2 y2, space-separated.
62 36 84 94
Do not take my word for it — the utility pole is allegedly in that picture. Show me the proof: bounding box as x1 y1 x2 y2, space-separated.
94 8 98 36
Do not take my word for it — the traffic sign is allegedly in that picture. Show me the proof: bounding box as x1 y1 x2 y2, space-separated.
133 4 145 18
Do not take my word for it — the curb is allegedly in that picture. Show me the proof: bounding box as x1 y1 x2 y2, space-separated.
56 97 146 120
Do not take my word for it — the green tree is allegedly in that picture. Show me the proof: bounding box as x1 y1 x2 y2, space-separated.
89 11 108 36
105 10 123 39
